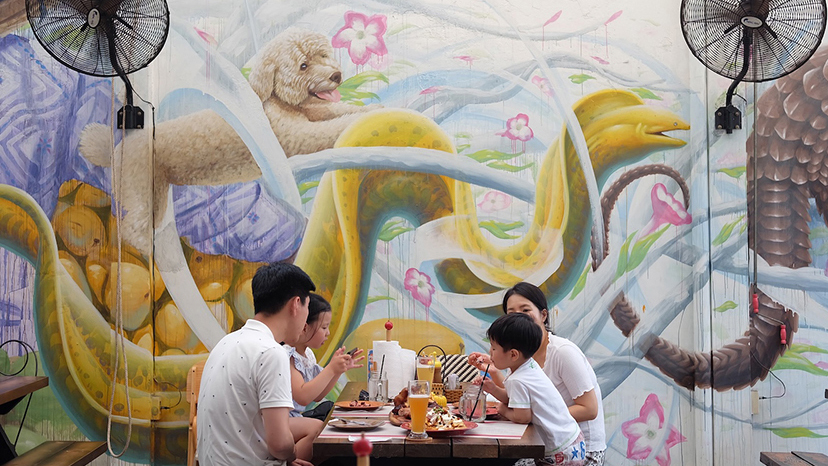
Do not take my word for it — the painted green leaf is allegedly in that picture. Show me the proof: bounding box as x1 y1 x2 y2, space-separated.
626 225 669 272
378 220 414 242
739 221 747 234
338 71 389 91
789 343 828 354
298 181 320 195
480 220 524 239
339 89 381 102
465 149 522 163
455 132 473 140
615 231 637 280
717 166 747 178
241 67 252 79
301 197 314 204
367 295 396 305
773 351 828 376
630 88 662 100
348 100 366 106
487 161 534 172
809 227 828 239
765 427 828 439
569 74 595 84
387 23 418 36
712 215 745 246
714 301 738 313
569 265 591 300
456 144 471 153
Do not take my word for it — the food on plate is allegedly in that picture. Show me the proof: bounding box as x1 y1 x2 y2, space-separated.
425 406 466 430
348 400 375 408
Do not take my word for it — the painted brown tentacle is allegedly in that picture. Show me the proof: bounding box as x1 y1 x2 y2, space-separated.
590 164 691 271
607 286 797 391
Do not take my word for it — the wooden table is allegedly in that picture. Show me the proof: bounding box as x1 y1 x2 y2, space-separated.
761 451 828 466
0 376 48 406
314 382 545 466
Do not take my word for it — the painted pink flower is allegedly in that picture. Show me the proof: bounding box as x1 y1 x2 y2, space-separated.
194 27 218 46
420 86 444 95
477 191 512 213
591 55 609 65
369 52 390 70
642 183 691 236
531 76 554 97
454 55 475 67
404 268 436 308
622 394 687 466
497 113 534 142
332 11 388 66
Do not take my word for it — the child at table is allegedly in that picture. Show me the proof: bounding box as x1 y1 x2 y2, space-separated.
285 293 364 417
479 312 585 466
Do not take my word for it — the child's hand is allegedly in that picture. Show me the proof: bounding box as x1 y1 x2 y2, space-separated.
467 352 492 371
329 347 351 374
480 377 498 394
345 348 365 370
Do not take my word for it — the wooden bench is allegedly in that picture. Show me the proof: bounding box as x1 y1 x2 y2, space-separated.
3 441 106 466
761 451 828 466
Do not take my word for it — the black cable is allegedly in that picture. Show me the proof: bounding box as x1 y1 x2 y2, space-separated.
0 340 38 448
750 350 787 399
153 378 183 410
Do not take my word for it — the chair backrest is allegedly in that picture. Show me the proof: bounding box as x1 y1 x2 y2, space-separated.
187 359 206 466
438 354 478 382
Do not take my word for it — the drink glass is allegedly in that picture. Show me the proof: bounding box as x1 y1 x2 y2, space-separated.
407 380 430 440
416 355 435 382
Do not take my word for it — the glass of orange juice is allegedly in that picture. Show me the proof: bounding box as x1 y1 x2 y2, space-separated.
416 355 435 382
407 379 431 439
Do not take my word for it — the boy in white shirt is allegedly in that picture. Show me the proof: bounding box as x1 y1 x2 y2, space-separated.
197 263 324 466
480 312 586 466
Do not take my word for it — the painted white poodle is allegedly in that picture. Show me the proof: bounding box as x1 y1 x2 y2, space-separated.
79 27 378 254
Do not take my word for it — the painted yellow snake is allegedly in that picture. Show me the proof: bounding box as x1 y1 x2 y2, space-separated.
1 89 688 463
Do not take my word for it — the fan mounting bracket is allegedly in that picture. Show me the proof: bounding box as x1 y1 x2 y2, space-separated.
715 105 742 134
117 105 144 130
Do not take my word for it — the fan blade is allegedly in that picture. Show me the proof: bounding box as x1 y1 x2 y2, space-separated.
111 14 134 30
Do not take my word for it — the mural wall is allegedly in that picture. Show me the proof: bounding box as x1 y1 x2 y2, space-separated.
1 0 827 464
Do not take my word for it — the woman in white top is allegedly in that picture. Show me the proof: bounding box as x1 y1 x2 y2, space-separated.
469 282 607 466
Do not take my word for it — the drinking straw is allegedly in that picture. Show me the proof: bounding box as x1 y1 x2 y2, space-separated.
379 354 386 380
470 364 490 420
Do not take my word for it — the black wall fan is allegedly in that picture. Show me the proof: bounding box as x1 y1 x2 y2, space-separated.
681 0 827 133
26 0 170 129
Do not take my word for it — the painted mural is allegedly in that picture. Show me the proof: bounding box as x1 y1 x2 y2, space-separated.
1 0 828 465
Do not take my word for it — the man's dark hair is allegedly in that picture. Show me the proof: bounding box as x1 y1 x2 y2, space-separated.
502 282 551 331
486 312 542 359
252 263 316 316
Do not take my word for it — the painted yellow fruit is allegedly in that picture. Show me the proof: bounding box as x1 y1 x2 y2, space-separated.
340 318 466 381
132 325 154 354
189 251 234 301
207 299 234 332
58 250 92 301
104 262 151 331
231 277 255 321
53 205 105 257
156 301 199 351
85 261 108 304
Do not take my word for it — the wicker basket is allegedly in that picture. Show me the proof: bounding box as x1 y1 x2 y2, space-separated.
431 383 444 396
444 389 463 403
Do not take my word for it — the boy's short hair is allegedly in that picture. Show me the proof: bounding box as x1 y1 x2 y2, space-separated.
252 263 316 316
486 313 542 359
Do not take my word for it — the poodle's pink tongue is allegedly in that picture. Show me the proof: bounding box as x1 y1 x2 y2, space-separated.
316 89 341 102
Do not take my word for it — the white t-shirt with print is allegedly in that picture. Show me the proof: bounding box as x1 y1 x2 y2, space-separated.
197 319 294 466
505 358 581 456
544 333 607 452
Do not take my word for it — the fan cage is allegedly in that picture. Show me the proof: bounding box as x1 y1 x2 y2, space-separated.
27 0 170 78
681 0 827 82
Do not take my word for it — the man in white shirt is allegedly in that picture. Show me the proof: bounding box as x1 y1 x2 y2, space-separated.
197 263 317 466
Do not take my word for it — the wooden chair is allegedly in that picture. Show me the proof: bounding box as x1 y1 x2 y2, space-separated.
187 360 206 466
